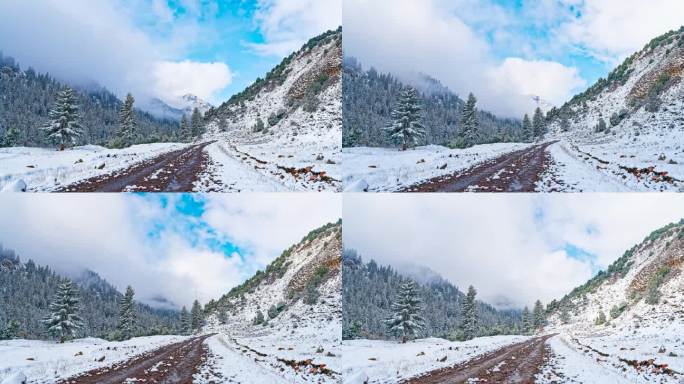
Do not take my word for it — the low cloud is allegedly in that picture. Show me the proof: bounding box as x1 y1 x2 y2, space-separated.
153 60 233 102
343 194 684 309
0 194 341 308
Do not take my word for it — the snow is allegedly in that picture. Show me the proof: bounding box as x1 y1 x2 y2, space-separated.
0 143 186 192
0 373 26 384
342 143 531 192
0 179 26 192
0 335 187 384
341 335 529 383
197 225 342 383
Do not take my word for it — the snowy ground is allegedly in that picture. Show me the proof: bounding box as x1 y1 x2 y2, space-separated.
0 143 186 192
342 143 531 192
538 134 684 192
538 330 684 384
341 335 529 383
0 335 186 383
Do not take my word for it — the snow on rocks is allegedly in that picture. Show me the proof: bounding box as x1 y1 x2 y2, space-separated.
342 143 531 192
0 372 26 384
0 143 187 192
0 335 187 383
0 179 26 192
341 335 529 383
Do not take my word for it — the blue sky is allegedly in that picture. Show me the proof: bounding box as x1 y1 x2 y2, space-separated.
345 0 684 117
344 193 684 309
0 0 341 106
0 193 341 308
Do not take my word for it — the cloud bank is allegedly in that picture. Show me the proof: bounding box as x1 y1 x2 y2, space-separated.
343 194 684 309
0 194 341 309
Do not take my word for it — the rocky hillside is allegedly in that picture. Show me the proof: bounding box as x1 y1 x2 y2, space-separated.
204 27 341 149
548 26 684 139
203 220 342 331
547 219 684 331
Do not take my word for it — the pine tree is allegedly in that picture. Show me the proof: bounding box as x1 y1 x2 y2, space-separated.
180 306 192 335
384 87 425 150
532 299 545 330
253 310 265 325
595 310 606 325
190 108 203 137
217 309 227 324
42 279 83 343
560 116 570 132
43 87 82 150
385 280 425 343
595 117 607 133
218 115 227 132
560 306 570 324
2 125 20 147
191 299 203 330
179 115 192 142
462 285 478 340
118 286 137 340
521 306 531 334
532 107 545 138
117 93 137 147
521 114 533 142
459 93 479 148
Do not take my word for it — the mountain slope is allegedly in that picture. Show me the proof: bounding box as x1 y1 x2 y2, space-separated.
540 27 684 191
342 249 523 341
0 245 180 340
197 221 342 383
342 56 523 148
0 52 179 147
542 220 684 383
196 28 342 192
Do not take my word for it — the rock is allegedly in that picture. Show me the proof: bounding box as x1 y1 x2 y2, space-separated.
344 179 369 192
96 162 106 169
1 179 27 192
438 163 447 170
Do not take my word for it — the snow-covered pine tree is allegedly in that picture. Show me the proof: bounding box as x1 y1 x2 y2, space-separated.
180 306 192 335
560 306 570 324
190 108 203 137
385 280 425 343
459 93 479 148
217 309 227 324
560 116 570 132
2 125 20 147
461 285 478 340
532 107 545 138
191 299 203 330
521 306 531 334
384 87 425 150
532 299 545 329
117 93 137 147
43 87 82 150
118 286 137 340
521 114 533 142
218 115 227 132
42 279 83 343
179 115 192 142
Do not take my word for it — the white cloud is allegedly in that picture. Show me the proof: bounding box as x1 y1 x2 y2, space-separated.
558 0 684 63
0 194 341 308
249 0 342 56
153 60 233 102
487 58 586 113
344 0 583 117
343 194 684 309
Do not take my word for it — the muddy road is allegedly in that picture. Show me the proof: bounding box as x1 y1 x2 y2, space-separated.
402 142 556 192
58 142 213 192
58 334 214 384
404 334 555 384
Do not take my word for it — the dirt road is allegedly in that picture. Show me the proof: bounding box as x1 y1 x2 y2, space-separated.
58 334 213 384
402 142 556 192
58 142 213 192
404 335 555 384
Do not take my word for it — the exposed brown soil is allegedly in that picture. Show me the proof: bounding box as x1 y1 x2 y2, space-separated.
58 334 214 384
403 334 555 384
401 142 556 192
58 142 213 192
